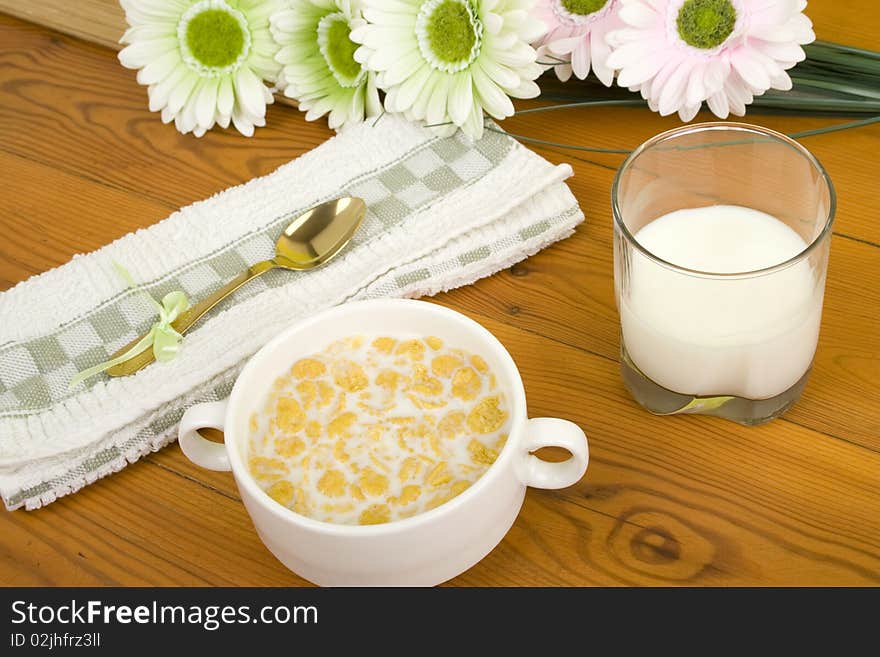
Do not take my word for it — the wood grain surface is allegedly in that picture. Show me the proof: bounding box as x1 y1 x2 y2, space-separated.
1 2 878 586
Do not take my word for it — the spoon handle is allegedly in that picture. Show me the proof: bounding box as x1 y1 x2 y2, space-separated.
105 260 276 377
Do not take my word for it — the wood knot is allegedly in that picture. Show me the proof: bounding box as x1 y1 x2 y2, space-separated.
631 527 680 564
509 264 529 277
609 509 717 582
581 484 620 501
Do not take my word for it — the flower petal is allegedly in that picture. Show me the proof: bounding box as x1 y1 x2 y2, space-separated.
707 91 729 119
678 102 700 122
619 2 657 28
506 78 540 99
136 49 180 85
382 49 426 87
460 101 484 141
350 87 365 124
160 105 176 124
570 41 591 80
448 72 474 126
590 28 615 87
657 62 691 116
685 63 706 106
232 104 255 137
118 37 178 69
393 65 432 114
546 36 582 57
493 41 538 68
731 50 771 91
472 65 514 119
555 62 573 82
426 75 452 126
195 77 220 130
615 49 664 88
235 66 267 119
365 74 383 117
148 64 188 111
217 75 234 116
476 58 520 91
483 12 503 35
606 39 657 71
410 72 439 119
702 57 728 96
769 70 792 91
756 41 805 63
177 80 202 134
167 71 198 115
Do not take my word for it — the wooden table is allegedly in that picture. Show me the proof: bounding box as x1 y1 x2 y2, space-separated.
1 2 878 586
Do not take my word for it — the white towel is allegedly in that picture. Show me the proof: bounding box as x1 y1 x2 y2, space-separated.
0 116 582 510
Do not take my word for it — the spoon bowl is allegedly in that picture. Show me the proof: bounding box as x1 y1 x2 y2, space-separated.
275 197 366 268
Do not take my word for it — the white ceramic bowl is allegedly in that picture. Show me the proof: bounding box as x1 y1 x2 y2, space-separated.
179 299 588 586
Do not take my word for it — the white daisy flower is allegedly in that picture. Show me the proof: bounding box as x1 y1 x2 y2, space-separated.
351 0 546 140
271 0 381 130
606 0 815 121
118 0 282 137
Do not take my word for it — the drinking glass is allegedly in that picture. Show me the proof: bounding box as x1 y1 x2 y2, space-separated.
612 123 835 425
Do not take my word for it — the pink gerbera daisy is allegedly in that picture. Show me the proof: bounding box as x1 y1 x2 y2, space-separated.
606 0 815 121
531 0 624 85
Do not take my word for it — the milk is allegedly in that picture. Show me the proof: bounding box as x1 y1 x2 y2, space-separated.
619 205 823 400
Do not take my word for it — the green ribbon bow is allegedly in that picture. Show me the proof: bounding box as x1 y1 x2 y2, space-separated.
70 263 190 388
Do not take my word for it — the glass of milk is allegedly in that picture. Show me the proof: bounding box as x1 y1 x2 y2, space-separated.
612 123 835 425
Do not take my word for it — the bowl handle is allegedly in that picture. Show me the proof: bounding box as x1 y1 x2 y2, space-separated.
517 418 589 489
178 400 231 471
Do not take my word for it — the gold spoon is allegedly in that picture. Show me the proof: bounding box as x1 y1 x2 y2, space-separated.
106 196 366 377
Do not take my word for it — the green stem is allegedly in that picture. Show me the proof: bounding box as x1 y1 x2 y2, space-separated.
789 77 880 99
807 40 880 61
496 101 880 154
514 99 645 114
787 114 880 138
485 125 632 153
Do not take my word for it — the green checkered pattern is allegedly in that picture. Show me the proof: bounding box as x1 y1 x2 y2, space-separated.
0 129 512 418
4 375 237 508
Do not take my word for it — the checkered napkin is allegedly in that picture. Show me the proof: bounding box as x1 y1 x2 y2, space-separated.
0 116 582 510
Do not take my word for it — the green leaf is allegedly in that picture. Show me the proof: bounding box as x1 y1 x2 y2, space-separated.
676 396 735 414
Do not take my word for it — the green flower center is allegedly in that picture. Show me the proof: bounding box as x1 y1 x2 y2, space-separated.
178 1 251 75
560 0 609 16
186 9 245 67
677 0 737 49
416 0 483 73
427 1 475 63
318 13 363 87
